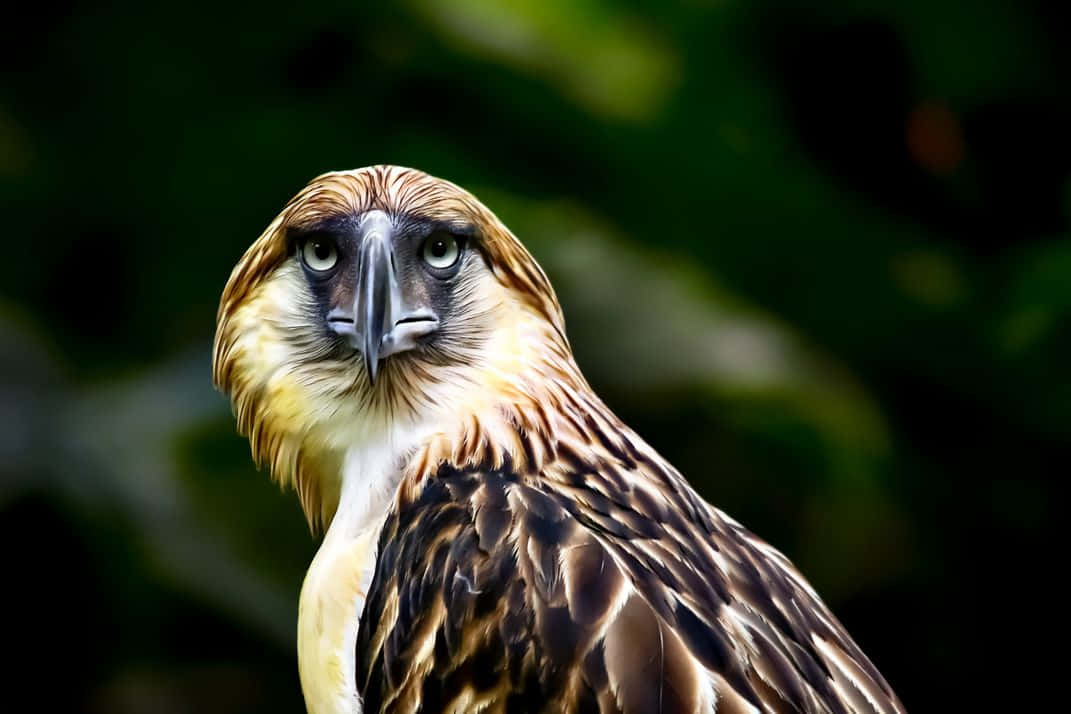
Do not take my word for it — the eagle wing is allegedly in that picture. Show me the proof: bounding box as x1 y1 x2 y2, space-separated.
356 455 904 714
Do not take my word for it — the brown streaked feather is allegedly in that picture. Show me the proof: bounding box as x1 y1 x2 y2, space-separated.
357 402 905 713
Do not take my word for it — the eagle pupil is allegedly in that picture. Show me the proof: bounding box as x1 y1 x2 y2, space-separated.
431 239 447 258
314 242 331 260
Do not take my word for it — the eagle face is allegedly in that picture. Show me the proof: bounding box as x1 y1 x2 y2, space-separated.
297 208 475 382
214 165 568 527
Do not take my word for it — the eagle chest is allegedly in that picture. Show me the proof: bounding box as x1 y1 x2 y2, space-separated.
298 519 382 714
294 417 440 714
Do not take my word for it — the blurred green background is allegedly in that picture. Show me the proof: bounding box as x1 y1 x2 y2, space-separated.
2 1 1067 710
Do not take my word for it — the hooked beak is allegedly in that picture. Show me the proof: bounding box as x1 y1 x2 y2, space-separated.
327 211 439 383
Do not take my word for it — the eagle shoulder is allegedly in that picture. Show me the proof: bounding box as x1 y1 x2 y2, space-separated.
356 449 903 714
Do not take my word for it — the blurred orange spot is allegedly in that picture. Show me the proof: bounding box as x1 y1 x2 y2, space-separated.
905 102 965 176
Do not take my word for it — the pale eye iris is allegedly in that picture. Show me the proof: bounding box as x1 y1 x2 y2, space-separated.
302 240 338 271
421 233 460 270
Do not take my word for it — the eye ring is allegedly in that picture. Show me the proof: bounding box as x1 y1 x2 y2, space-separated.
420 232 462 272
301 238 339 272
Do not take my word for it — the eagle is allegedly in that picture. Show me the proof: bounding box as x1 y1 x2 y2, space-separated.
213 165 905 714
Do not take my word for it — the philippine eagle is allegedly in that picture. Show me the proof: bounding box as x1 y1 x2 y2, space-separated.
213 166 904 714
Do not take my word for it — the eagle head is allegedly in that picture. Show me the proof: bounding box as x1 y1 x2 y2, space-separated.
213 166 576 528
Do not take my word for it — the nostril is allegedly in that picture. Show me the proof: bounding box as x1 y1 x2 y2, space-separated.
394 310 438 327
326 309 355 324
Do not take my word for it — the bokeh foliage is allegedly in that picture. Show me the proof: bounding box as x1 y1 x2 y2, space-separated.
2 0 1067 710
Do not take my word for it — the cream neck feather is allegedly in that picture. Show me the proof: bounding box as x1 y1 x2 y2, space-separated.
298 420 437 714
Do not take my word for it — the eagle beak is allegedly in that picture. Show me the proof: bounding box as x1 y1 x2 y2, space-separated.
355 221 394 383
330 211 439 384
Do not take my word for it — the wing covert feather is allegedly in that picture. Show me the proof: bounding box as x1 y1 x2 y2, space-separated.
356 454 904 714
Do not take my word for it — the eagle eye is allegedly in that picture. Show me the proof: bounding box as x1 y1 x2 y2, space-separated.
420 232 462 272
301 238 339 272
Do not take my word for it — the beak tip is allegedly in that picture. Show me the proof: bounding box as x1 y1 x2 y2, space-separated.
364 352 379 384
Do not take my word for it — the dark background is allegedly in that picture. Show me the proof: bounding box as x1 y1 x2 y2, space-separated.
2 1 1067 711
